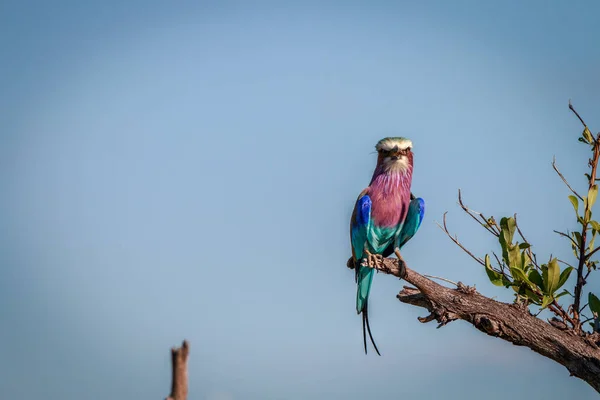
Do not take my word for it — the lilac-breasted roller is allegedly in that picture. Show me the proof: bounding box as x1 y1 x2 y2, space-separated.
350 137 425 355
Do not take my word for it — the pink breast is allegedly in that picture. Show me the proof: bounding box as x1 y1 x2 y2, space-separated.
368 171 412 227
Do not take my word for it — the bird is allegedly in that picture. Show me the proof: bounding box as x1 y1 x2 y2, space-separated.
350 137 425 355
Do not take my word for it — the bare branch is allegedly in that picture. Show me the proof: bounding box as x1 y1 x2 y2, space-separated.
457 189 500 237
557 259 576 269
569 99 589 128
423 274 459 287
552 156 584 201
514 213 540 270
436 212 485 266
549 300 577 329
491 252 507 276
554 230 580 250
350 256 600 393
166 340 190 400
586 245 600 260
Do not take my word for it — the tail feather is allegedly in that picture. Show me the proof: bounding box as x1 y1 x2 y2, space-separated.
357 266 381 355
362 303 381 356
356 266 374 313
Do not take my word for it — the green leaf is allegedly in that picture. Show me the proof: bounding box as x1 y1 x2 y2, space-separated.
589 185 598 209
500 217 516 246
499 235 509 265
583 126 594 144
555 289 570 299
524 288 541 304
589 292 600 314
569 195 579 215
589 229 598 252
590 221 600 231
573 231 582 248
519 242 531 249
586 208 593 222
528 269 544 289
543 258 560 295
511 267 533 286
521 250 532 271
556 266 573 290
507 244 521 269
484 254 504 286
541 295 553 309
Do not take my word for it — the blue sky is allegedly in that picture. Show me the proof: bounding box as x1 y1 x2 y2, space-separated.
2 1 600 399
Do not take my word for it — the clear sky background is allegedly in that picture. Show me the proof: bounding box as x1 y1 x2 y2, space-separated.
2 1 600 399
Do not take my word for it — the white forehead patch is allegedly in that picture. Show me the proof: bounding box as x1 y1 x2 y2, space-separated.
375 137 413 152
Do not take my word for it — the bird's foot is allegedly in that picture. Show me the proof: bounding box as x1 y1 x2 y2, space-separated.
393 248 407 279
364 249 384 271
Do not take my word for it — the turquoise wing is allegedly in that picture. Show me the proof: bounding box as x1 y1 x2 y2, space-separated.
395 197 425 249
350 191 383 355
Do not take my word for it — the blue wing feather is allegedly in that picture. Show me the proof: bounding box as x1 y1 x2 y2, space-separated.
351 194 371 261
395 197 425 249
350 193 375 315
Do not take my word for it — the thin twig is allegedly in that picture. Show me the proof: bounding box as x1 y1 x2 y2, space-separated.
514 213 540 270
581 317 594 324
569 99 588 128
586 245 600 260
492 252 507 276
423 274 459 286
554 230 580 250
552 156 584 201
557 259 576 269
514 213 529 243
457 189 499 237
436 212 485 266
550 300 577 329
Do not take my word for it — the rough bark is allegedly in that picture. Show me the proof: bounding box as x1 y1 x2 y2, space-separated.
166 340 189 400
348 257 600 393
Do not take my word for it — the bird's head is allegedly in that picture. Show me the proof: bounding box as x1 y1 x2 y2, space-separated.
375 137 413 173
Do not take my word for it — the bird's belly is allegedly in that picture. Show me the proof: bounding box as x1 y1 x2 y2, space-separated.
371 200 407 228
367 198 407 253
367 224 399 254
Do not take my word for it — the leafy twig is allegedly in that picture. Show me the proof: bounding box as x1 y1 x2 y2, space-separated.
568 102 600 323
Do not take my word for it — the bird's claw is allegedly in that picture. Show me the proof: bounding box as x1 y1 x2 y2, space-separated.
394 248 407 279
363 250 384 271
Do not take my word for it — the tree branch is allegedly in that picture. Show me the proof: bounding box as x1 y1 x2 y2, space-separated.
568 101 600 324
349 256 600 393
436 212 485 266
552 157 583 201
166 340 190 400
